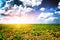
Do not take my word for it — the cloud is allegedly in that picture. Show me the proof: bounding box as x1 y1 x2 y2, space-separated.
37 12 53 19
37 12 58 24
40 7 45 11
0 9 5 14
0 0 60 24
13 5 35 14
58 2 60 5
20 0 43 7
32 0 43 7
54 14 60 24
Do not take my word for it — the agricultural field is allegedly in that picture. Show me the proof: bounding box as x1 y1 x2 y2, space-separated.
0 24 60 40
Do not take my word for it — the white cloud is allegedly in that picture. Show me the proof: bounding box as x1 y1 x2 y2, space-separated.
58 2 60 5
40 7 45 11
44 17 58 23
37 12 53 19
0 9 5 14
23 7 34 13
37 12 58 24
58 6 60 9
58 2 60 9
55 11 60 15
32 0 43 7
20 0 32 6
20 0 43 7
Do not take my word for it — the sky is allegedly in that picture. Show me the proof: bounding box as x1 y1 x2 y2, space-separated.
0 0 60 24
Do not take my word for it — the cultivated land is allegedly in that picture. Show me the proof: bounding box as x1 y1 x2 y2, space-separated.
0 24 60 40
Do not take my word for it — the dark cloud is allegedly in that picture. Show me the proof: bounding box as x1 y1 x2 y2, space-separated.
40 0 59 8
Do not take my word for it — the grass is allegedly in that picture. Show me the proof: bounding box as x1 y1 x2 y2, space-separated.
0 24 60 40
